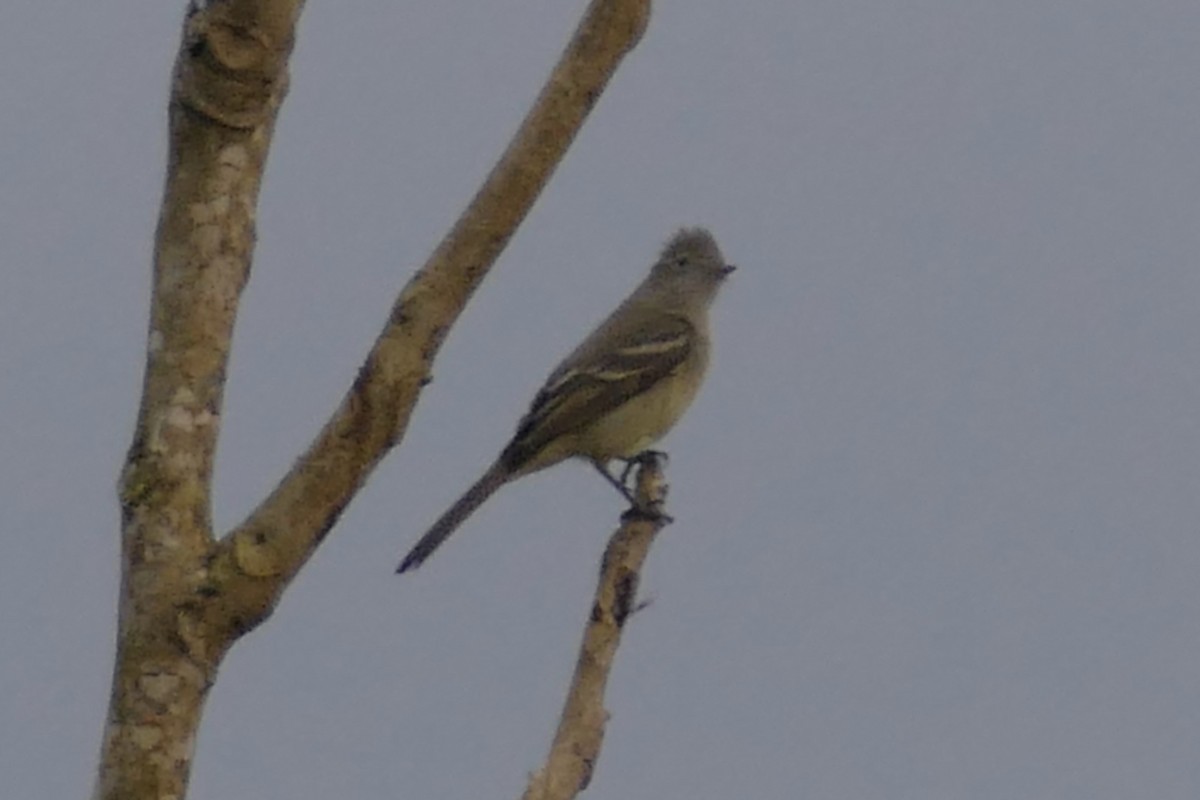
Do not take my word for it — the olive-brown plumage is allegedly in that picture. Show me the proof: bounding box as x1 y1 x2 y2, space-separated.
398 228 734 573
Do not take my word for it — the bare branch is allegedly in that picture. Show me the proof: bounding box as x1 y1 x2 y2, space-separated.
101 3 305 798
119 0 303 552
523 455 671 800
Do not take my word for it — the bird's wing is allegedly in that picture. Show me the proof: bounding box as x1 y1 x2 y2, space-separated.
501 313 695 470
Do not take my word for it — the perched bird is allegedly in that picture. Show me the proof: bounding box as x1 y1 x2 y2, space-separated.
397 227 734 573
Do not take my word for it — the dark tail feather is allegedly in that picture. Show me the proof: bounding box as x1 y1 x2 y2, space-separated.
397 461 510 573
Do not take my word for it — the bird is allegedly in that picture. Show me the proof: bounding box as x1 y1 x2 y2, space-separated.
397 227 734 573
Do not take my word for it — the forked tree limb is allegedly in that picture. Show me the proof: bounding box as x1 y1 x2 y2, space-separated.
208 0 653 632
98 3 652 799
522 455 672 800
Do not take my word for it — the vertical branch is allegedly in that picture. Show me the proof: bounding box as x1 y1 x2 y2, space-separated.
98 3 305 799
523 455 671 800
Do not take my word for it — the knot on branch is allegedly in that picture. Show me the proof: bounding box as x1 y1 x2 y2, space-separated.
176 3 297 129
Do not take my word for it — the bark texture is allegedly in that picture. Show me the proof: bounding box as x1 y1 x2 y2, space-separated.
522 456 671 800
95 2 652 798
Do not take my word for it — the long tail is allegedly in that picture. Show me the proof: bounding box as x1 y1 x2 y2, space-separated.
396 461 511 573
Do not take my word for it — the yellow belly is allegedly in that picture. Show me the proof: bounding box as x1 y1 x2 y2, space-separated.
574 357 706 460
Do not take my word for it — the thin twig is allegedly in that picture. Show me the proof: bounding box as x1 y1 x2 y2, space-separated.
522 453 671 800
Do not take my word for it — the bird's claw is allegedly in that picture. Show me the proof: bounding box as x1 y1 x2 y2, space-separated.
617 450 669 485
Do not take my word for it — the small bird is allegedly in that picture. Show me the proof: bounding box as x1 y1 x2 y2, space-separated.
397 227 734 573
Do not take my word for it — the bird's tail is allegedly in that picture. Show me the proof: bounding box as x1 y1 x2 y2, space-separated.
396 461 511 573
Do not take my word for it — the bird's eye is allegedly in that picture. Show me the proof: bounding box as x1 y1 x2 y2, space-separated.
675 256 689 267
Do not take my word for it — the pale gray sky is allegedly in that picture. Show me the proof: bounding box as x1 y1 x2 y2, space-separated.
4 1 1200 798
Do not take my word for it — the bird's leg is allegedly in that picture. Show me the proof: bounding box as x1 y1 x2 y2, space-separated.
593 453 674 522
591 459 637 503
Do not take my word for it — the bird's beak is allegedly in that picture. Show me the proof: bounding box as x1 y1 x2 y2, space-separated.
721 263 737 277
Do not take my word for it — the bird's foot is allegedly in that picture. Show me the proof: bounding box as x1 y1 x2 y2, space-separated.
617 450 670 486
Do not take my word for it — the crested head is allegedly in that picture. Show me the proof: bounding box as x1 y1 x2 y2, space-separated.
649 227 735 302
659 227 724 268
